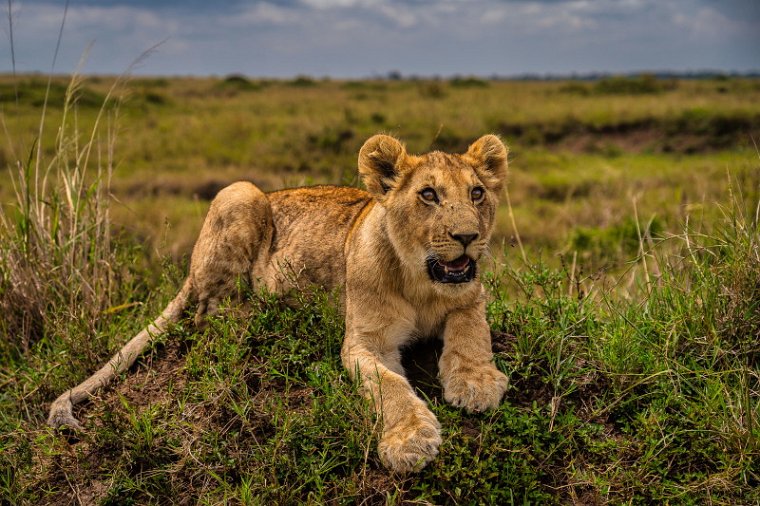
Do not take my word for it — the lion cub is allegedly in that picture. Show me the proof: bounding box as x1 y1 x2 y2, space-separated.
48 134 510 473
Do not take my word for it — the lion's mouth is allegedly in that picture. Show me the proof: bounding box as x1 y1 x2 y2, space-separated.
426 255 477 284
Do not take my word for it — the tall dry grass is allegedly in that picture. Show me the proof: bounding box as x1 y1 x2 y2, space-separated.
0 69 129 354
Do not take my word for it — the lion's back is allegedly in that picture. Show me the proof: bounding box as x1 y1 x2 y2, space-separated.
264 186 373 291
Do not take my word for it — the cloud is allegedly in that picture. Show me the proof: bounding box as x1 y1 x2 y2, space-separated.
673 3 758 41
3 0 758 76
6 2 175 71
224 3 302 26
299 0 380 9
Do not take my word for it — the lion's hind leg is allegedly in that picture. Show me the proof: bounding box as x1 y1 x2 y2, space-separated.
188 181 274 326
47 181 274 429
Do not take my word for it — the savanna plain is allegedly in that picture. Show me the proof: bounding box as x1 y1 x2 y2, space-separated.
0 74 759 504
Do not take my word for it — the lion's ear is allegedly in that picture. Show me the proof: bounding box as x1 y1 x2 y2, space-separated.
358 134 406 196
466 135 508 193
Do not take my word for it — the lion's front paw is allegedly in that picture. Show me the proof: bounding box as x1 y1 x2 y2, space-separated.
442 364 508 413
378 406 442 474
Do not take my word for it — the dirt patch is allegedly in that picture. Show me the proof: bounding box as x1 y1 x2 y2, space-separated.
37 478 111 506
558 128 662 154
73 337 190 423
491 329 517 354
495 113 760 154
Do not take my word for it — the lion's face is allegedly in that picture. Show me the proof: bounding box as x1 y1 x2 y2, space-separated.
358 135 508 288
384 153 498 285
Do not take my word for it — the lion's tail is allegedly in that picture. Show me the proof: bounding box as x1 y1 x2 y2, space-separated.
47 278 193 429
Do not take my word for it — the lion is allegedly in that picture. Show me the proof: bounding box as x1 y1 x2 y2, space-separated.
47 134 510 473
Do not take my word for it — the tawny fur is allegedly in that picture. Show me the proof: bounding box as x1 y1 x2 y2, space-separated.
47 134 510 473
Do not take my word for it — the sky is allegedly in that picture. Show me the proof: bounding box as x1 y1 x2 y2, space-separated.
2 0 759 78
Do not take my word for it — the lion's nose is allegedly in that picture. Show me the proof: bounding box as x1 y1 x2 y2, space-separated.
450 232 479 247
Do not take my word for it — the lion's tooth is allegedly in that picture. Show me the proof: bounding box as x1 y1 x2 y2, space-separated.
444 266 449 274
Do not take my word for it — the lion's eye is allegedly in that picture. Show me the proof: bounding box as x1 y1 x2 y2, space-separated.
419 187 439 203
471 186 485 201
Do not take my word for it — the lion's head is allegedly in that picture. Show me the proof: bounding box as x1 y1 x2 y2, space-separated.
358 134 508 288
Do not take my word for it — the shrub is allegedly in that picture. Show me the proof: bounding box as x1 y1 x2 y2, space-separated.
594 74 677 95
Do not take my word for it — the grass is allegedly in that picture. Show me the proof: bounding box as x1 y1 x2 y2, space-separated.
2 74 759 261
0 74 759 504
